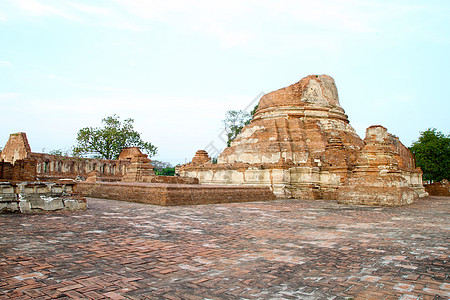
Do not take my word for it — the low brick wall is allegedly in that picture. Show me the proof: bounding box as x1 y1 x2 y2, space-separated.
75 182 276 206
146 175 199 185
425 181 450 196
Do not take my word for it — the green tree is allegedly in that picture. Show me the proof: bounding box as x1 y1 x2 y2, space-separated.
410 128 450 182
152 160 175 175
223 104 258 147
73 115 157 160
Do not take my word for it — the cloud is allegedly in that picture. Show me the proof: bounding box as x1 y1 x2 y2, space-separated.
0 60 11 65
5 0 438 49
11 0 79 21
105 0 432 50
0 92 20 101
12 0 51 15
7 0 143 31
67 2 114 17
46 73 130 92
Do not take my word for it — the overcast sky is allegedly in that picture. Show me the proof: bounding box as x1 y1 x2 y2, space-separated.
1 0 449 165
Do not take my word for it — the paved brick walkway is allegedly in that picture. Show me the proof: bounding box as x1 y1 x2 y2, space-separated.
1 196 449 299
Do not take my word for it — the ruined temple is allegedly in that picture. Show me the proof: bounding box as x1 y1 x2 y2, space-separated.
180 75 427 205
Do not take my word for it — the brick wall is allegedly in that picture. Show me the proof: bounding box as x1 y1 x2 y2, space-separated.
31 153 129 181
424 181 450 196
0 159 36 181
75 182 276 206
0 161 14 180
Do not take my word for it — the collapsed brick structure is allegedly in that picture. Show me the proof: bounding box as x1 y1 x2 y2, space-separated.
121 149 156 182
337 125 425 206
180 75 427 206
191 150 211 165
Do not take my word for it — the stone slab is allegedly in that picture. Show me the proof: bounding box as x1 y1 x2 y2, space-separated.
0 182 87 213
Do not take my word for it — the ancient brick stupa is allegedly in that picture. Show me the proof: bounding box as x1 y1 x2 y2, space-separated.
179 75 427 206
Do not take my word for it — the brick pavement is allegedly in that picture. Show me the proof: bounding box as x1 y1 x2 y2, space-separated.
0 196 448 299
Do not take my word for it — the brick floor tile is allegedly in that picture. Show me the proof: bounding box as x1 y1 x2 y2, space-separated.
83 291 106 299
399 295 420 300
57 283 84 292
103 291 125 299
0 196 448 299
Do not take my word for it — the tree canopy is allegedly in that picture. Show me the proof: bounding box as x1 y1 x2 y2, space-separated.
73 115 157 160
223 104 258 147
152 160 175 176
410 128 450 182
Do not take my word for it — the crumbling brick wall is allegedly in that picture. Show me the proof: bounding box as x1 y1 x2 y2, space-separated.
12 158 37 181
0 161 14 180
0 159 36 182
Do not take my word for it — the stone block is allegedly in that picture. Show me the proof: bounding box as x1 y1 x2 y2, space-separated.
63 198 87 211
1 182 86 213
0 201 19 213
51 186 63 194
18 200 32 213
0 193 17 202
28 196 65 211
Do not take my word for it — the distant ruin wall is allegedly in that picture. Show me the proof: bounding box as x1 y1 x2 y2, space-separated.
0 132 132 182
31 153 129 181
0 152 130 182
